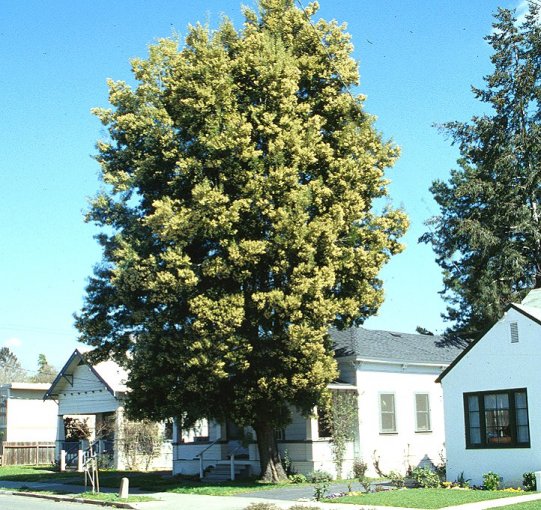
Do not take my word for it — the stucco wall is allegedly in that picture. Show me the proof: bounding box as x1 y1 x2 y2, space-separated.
441 307 541 486
5 391 57 442
356 363 446 477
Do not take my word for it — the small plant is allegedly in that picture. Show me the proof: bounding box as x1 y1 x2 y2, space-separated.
455 471 471 488
289 506 322 510
388 470 405 488
281 449 296 476
353 458 368 480
288 473 307 484
483 471 501 491
523 472 536 491
313 480 330 501
244 504 280 510
411 467 441 488
307 470 333 483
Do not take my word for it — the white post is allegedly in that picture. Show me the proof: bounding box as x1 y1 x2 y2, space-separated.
119 477 129 499
77 449 83 472
60 450 66 472
230 453 235 481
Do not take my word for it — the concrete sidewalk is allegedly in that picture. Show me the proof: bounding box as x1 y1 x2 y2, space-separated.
3 479 541 510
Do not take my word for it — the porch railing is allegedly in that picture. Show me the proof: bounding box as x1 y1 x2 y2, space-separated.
194 437 222 479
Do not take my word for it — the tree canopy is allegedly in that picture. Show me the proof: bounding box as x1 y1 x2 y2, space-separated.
421 4 541 339
76 0 407 481
0 347 27 384
31 354 57 383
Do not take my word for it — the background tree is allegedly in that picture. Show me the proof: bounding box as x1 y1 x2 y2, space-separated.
421 4 541 339
31 354 57 383
0 347 27 384
76 0 407 481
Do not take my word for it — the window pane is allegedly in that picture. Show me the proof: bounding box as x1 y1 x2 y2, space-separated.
380 394 396 432
468 396 479 412
516 408 528 427
515 392 527 409
469 410 480 428
517 425 530 443
469 427 482 444
416 394 430 431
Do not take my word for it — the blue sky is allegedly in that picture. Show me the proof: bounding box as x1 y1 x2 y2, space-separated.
0 0 524 374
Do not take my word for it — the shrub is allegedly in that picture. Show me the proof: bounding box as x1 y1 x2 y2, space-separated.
388 470 405 488
288 473 307 484
307 470 333 483
454 471 471 488
523 472 536 492
313 480 330 501
411 467 441 488
483 471 500 491
244 504 279 510
289 506 322 510
353 458 368 480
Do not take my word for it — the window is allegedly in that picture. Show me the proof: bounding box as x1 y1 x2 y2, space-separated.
380 393 396 433
415 393 431 432
317 407 332 438
464 388 530 448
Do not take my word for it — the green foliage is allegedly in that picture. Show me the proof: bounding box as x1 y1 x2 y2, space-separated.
76 0 407 482
483 471 501 491
31 354 57 383
352 458 368 480
288 473 306 484
64 417 91 441
313 479 330 501
421 3 541 338
388 470 405 488
307 470 333 483
0 347 27 383
523 472 536 491
411 467 441 488
454 471 471 489
324 391 358 478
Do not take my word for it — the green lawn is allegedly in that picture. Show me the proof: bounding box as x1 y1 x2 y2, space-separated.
325 488 522 509
497 501 541 509
0 465 291 496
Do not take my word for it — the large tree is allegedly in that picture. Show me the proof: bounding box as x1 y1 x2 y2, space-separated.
31 354 57 383
421 4 541 339
76 0 407 481
0 347 27 384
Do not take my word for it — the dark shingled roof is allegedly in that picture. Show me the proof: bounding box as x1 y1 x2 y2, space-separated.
332 327 466 365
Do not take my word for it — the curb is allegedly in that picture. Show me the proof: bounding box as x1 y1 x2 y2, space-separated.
2 489 138 509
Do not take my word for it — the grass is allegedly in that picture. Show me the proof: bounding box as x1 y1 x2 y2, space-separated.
497 501 541 509
0 465 292 496
77 491 155 503
324 488 522 508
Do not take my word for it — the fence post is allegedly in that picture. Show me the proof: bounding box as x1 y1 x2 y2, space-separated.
60 450 66 471
77 449 83 472
230 453 235 481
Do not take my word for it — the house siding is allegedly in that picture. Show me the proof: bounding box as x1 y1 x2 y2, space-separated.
356 362 446 477
56 364 118 415
442 307 541 486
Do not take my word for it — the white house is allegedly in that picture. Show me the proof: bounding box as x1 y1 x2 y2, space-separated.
438 289 541 487
45 349 172 471
0 383 58 443
174 327 464 479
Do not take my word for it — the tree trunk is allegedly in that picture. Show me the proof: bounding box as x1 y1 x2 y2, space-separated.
253 421 287 482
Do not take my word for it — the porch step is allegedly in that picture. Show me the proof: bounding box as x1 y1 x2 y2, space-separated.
202 463 251 481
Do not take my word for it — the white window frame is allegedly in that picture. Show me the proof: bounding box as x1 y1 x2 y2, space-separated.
379 392 397 433
415 393 431 432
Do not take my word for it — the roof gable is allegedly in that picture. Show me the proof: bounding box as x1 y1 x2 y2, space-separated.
44 349 127 400
436 303 541 382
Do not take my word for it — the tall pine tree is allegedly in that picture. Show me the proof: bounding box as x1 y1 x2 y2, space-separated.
76 0 407 481
421 4 541 339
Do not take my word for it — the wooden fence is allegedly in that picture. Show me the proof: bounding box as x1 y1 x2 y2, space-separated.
0 442 55 466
